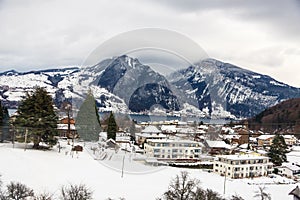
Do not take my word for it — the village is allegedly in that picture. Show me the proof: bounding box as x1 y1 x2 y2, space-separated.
55 114 300 183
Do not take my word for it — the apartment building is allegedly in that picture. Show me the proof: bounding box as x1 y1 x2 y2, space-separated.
144 139 202 160
213 154 273 179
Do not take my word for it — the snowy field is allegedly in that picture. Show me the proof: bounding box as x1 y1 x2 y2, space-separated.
0 142 298 200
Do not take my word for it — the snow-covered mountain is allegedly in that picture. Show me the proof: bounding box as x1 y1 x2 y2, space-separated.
0 68 80 108
1 56 299 119
168 59 300 118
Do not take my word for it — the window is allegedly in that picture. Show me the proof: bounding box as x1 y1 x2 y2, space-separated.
154 149 160 153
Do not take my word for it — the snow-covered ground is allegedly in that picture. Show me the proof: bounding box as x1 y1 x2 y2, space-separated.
0 142 298 200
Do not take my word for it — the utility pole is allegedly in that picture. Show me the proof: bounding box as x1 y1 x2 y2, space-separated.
223 166 227 195
24 128 28 151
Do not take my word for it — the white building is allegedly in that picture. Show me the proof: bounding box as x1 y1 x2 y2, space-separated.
277 163 300 178
135 125 166 145
144 139 202 160
283 135 298 146
213 154 273 179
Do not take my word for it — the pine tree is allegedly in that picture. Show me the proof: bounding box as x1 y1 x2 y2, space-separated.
107 112 117 140
76 91 101 141
268 134 288 166
0 103 9 142
14 87 58 149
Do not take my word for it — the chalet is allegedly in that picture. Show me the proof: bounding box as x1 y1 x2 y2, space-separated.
115 132 131 144
257 134 274 147
283 135 298 146
213 154 273 179
99 132 131 144
135 125 166 146
257 134 298 147
277 163 300 179
57 120 77 139
161 125 177 134
204 140 232 155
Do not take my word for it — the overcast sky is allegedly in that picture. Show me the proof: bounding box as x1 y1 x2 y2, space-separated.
0 0 299 87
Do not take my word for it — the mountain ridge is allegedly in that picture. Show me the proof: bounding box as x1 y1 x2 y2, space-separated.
0 56 299 119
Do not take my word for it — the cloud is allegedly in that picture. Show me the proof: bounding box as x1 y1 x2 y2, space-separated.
0 0 299 87
152 0 300 39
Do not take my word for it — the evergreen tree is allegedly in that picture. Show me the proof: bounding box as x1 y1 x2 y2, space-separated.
76 91 101 141
14 87 58 149
268 134 288 166
107 112 117 140
0 102 9 142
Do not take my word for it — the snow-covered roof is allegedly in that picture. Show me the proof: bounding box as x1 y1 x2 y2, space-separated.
257 134 274 140
289 186 300 198
206 140 231 149
57 124 76 130
216 154 269 161
222 127 235 134
147 139 201 145
135 132 167 138
161 125 177 132
283 135 296 139
239 143 249 149
223 134 241 140
199 125 208 130
256 149 268 155
142 125 161 133
280 163 300 171
196 130 206 134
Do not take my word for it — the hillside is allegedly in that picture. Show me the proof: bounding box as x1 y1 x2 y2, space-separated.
247 98 300 133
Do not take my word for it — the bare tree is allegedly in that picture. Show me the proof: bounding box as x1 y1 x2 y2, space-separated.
163 171 199 200
5 181 34 200
254 186 271 200
229 194 244 200
0 175 5 200
34 192 54 200
60 184 93 200
205 189 225 200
